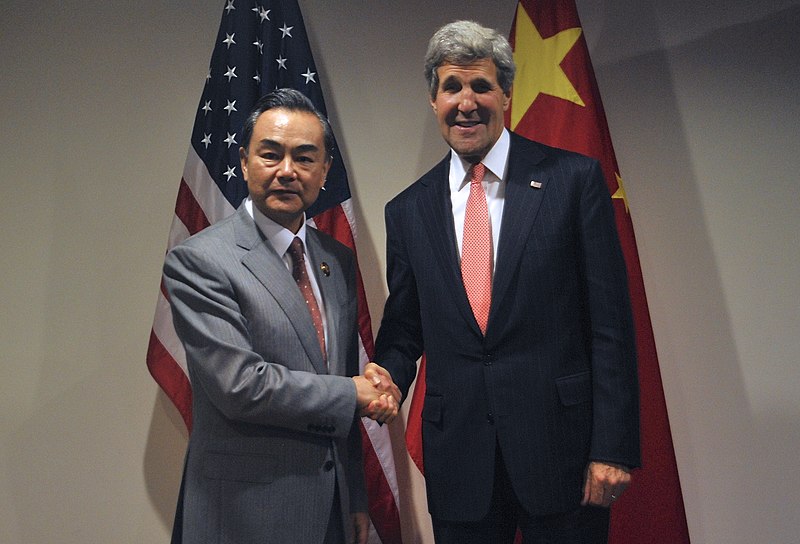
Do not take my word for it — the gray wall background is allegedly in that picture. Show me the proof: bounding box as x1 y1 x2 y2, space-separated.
1 1 798 542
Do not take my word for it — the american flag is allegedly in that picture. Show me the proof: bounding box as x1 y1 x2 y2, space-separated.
146 1 401 542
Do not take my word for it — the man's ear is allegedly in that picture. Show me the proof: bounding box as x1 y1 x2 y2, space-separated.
503 87 512 111
239 146 248 178
322 155 332 180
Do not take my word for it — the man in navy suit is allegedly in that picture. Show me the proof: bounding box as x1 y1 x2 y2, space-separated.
375 21 640 543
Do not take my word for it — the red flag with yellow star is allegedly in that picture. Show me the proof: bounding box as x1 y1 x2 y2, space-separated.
508 1 691 542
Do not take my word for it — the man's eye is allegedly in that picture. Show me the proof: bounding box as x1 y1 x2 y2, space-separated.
441 81 460 93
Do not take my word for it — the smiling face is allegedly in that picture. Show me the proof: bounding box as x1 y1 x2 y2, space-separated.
430 58 511 163
240 108 331 233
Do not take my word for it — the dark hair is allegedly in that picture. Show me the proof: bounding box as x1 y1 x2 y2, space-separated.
240 88 334 158
424 20 516 98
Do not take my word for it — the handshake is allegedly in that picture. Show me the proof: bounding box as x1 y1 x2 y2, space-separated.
352 362 402 425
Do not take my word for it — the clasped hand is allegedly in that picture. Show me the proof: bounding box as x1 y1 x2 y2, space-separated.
352 362 402 424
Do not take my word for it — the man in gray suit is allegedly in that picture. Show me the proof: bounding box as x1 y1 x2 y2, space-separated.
164 89 399 544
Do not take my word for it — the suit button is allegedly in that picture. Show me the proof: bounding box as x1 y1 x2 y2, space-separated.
323 460 335 472
487 413 494 425
483 353 493 366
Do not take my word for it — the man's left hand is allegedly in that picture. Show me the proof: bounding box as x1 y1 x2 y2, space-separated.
351 512 369 544
581 461 632 508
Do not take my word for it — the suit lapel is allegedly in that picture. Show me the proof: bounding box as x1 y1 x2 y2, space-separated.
418 155 485 336
489 135 549 330
305 231 344 377
233 207 328 375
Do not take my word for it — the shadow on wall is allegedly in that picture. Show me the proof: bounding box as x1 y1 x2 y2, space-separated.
6 375 186 541
143 391 188 533
592 4 800 542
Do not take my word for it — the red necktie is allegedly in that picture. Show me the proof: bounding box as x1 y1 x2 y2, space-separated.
461 163 492 334
287 237 327 364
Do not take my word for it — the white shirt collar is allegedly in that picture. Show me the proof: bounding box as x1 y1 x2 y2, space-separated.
245 198 308 257
449 128 511 190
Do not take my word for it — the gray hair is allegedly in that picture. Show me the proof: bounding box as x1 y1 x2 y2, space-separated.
424 20 516 98
241 88 334 158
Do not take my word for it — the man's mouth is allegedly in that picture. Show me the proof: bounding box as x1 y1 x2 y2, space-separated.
454 119 481 128
270 189 301 198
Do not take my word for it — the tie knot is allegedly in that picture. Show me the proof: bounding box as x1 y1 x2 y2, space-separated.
470 163 486 185
288 236 304 258
288 237 306 273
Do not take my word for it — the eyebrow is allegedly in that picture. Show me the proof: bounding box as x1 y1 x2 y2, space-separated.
255 139 321 154
441 74 492 87
441 75 460 86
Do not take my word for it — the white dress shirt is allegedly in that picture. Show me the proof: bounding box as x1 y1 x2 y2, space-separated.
246 199 328 344
449 128 510 268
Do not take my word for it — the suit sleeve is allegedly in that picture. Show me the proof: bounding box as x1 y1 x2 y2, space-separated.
346 414 367 513
163 242 357 438
374 200 424 403
579 159 641 468
339 250 368 513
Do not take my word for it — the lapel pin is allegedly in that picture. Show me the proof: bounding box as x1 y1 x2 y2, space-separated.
320 262 330 277
530 180 542 189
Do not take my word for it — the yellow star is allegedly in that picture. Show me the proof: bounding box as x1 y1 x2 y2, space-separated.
510 3 585 130
611 172 629 214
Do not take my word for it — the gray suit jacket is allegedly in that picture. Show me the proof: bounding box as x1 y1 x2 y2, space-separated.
164 204 366 543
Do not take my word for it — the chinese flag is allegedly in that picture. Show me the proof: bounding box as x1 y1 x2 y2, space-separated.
508 1 690 542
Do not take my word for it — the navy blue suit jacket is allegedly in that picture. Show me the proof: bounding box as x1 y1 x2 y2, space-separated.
375 132 640 521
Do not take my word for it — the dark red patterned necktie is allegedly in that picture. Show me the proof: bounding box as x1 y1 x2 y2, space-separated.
287 237 327 364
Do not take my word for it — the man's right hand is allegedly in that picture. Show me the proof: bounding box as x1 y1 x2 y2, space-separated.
353 363 401 424
363 362 401 404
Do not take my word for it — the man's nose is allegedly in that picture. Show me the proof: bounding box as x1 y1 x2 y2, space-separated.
457 89 477 113
277 157 296 179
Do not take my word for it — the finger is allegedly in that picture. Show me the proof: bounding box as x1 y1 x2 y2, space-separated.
363 362 382 384
363 363 381 386
588 485 600 506
374 372 402 403
352 513 369 544
366 363 398 393
368 396 392 422
581 475 591 506
379 394 397 418
369 396 386 411
378 395 398 424
596 487 608 507
589 479 605 506
383 395 398 421
388 382 402 402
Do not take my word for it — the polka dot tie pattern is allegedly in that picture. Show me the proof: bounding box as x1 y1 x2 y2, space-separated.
287 237 327 365
461 162 492 335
